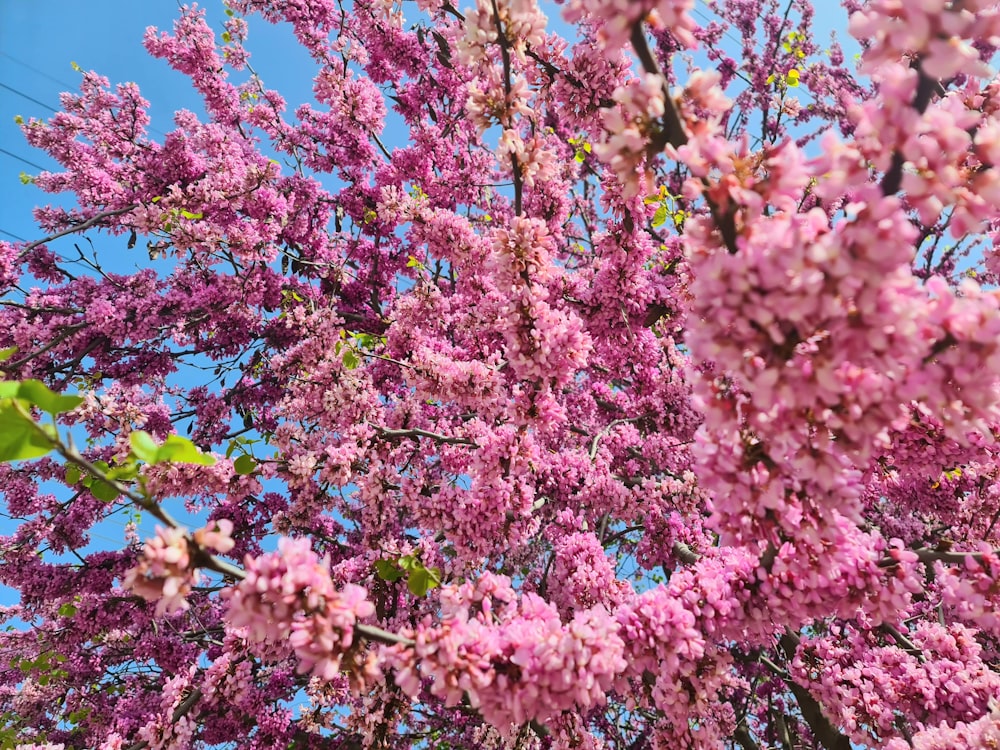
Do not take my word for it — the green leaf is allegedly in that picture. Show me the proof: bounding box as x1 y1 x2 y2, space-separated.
107 462 139 482
180 209 203 220
342 350 360 370
129 430 159 464
13 115 24 125
57 603 77 617
225 7 235 16
221 31 232 43
65 466 81 485
131 431 215 466
0 347 18 362
652 206 668 228
90 480 119 503
156 435 216 466
374 559 405 582
407 567 432 596
70 61 81 72
18 172 33 185
233 454 256 475
67 707 91 725
16 380 83 415
0 402 53 462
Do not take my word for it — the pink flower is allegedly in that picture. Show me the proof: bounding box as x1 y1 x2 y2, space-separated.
224 538 375 680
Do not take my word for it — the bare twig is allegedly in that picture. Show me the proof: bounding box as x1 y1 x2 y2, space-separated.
16 205 138 261
372 425 478 447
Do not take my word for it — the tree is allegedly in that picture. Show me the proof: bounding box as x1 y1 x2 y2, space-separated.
3 0 1000 747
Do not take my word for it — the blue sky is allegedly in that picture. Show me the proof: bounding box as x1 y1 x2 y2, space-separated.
0 1 325 249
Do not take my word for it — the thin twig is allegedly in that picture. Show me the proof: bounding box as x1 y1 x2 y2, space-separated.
16 205 138 260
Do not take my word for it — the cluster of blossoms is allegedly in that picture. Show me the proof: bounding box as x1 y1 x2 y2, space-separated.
884 701 1000 750
490 217 591 388
596 73 667 199
793 621 1000 746
134 667 199 750
849 0 998 79
387 573 626 728
224 537 375 682
548 528 630 617
934 546 1000 633
123 520 235 615
458 0 547 65
563 0 697 54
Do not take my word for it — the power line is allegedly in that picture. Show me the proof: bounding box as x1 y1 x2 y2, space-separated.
0 147 47 171
0 81 57 112
0 51 78 91
1 76 167 138
0 229 27 242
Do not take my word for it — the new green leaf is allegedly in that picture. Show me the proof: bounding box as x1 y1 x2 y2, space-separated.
0 402 54 462
233 454 256 475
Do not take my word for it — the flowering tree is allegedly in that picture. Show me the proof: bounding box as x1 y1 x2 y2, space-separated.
4 0 1000 747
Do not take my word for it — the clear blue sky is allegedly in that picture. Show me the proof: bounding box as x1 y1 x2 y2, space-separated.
0 1 321 250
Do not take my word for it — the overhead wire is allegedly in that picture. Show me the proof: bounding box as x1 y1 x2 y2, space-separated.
0 147 47 171
0 51 78 91
0 81 57 112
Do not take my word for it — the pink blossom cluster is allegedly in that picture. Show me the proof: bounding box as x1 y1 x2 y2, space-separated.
388 573 626 728
403 424 541 561
135 667 198 750
839 68 1000 243
144 7 243 126
229 0 342 60
615 582 740 748
755 521 924 629
548 529 630 618
123 520 234 615
458 0 547 66
849 0 997 79
224 537 375 680
466 69 533 136
562 0 697 55
200 650 255 710
595 73 666 199
935 547 1000 634
490 217 592 387
884 701 1000 750
685 139 1000 558
793 621 1000 746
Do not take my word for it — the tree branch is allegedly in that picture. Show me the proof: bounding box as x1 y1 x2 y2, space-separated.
16 205 138 261
778 633 852 750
